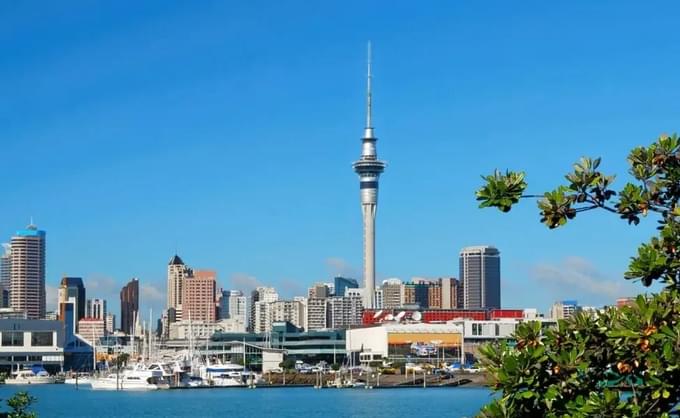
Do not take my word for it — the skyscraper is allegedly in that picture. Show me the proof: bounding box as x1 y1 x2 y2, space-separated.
459 246 501 309
120 278 139 335
167 254 191 320
9 222 46 319
333 276 359 298
86 298 107 320
183 270 216 322
0 243 11 308
353 43 386 309
249 286 278 331
58 277 86 325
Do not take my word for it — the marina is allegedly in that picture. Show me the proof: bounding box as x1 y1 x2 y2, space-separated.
0 384 494 418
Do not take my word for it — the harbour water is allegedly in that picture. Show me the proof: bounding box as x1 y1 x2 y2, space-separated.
0 385 494 418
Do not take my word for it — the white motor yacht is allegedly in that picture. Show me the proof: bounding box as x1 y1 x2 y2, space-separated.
199 360 262 387
64 373 93 385
90 365 169 390
5 368 56 385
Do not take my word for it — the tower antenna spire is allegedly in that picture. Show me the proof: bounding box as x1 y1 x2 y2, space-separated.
365 41 373 132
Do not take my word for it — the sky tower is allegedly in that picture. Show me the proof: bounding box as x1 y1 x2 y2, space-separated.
353 42 386 309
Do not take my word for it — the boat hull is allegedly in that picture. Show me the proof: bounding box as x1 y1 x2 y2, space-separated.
5 376 56 385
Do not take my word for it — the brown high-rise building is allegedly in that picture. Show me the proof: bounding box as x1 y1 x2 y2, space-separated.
183 270 216 322
428 282 442 309
120 278 139 335
9 223 46 319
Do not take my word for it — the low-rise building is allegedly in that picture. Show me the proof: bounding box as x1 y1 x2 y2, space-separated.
168 319 248 340
0 319 65 373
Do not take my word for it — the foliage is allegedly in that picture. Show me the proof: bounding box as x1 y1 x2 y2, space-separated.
331 363 341 371
475 134 680 417
279 358 296 371
114 352 130 368
5 392 37 418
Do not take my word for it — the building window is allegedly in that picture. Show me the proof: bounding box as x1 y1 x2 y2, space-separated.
2 332 24 347
31 332 53 347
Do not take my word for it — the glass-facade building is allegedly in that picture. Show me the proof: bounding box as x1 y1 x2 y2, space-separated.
459 246 501 309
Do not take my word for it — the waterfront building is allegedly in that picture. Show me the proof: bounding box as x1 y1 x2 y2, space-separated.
0 243 11 308
183 270 217 322
168 319 245 340
58 277 86 327
167 254 191 321
328 295 363 329
212 321 346 362
334 276 359 298
459 246 501 309
9 223 46 319
0 308 27 319
550 300 580 319
78 317 106 344
0 318 64 373
381 278 402 308
45 311 57 320
306 298 329 330
120 278 139 335
60 297 94 370
105 313 115 334
347 322 464 365
86 298 107 320
353 44 386 309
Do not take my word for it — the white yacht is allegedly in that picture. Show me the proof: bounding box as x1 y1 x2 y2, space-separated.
5 369 56 385
90 365 169 390
199 360 262 387
64 373 93 385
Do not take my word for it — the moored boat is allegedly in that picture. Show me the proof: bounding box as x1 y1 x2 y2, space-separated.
5 367 56 385
90 365 169 390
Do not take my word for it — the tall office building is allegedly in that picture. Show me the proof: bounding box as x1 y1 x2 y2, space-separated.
9 223 46 319
328 295 363 329
333 276 359 298
353 44 386 309
86 298 107 320
306 298 329 330
0 243 11 308
459 246 501 309
105 313 116 334
183 270 216 322
218 290 247 324
380 278 402 308
120 278 139 335
440 277 460 309
269 300 306 330
550 300 580 319
167 254 191 321
307 283 330 299
249 286 278 331
58 277 86 326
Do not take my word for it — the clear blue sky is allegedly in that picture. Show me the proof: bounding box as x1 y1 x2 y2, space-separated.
1 1 677 319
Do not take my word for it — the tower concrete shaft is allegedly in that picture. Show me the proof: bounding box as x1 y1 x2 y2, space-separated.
353 42 385 309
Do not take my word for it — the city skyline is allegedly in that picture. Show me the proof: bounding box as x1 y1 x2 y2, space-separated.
3 1 673 318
